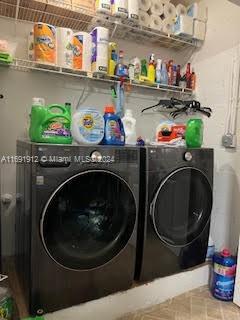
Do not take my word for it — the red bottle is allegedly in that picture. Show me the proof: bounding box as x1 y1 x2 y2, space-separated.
168 60 174 86
191 68 196 90
176 65 181 86
185 63 191 89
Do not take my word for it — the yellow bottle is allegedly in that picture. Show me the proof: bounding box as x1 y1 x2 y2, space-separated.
108 42 117 76
147 54 156 83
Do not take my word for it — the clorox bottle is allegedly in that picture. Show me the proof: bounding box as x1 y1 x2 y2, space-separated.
102 105 125 145
29 100 72 144
211 249 237 301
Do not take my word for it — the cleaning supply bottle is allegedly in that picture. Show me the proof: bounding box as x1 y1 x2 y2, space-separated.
167 60 174 85
29 101 72 144
147 54 156 83
141 59 148 77
191 68 197 90
176 64 181 86
156 59 162 84
172 64 177 86
161 61 168 85
102 105 125 145
115 50 128 78
122 109 137 145
132 56 141 81
185 62 192 88
108 42 117 76
185 118 204 148
211 249 237 301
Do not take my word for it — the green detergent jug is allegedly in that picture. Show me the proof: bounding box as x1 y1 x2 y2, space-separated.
185 119 204 148
29 103 72 144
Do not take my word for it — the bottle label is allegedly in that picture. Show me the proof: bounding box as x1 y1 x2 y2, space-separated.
106 120 121 141
0 296 14 319
214 263 236 277
43 118 71 138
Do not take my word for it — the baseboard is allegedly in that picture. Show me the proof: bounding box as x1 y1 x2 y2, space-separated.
45 264 210 320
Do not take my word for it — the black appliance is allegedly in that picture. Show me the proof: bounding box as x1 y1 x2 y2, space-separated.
16 141 139 315
136 147 213 282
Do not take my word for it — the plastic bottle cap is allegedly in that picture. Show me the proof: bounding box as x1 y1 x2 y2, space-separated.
104 105 115 114
221 248 231 257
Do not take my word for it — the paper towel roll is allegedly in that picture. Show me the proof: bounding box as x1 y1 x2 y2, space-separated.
56 27 73 68
161 0 170 4
73 32 92 72
163 3 176 19
139 0 151 12
149 0 164 16
128 0 139 21
176 4 187 16
149 14 163 31
139 10 150 27
162 18 174 34
91 27 109 73
34 23 56 65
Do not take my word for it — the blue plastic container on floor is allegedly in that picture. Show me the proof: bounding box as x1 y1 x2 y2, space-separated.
211 249 237 301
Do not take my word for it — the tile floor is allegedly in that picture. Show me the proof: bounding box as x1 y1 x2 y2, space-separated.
118 286 240 320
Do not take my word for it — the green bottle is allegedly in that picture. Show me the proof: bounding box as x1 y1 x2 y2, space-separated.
29 101 72 144
185 119 204 148
141 59 148 77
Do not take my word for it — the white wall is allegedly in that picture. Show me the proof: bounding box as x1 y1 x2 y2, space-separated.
192 0 240 253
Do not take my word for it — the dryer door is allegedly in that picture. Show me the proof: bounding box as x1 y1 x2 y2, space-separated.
40 170 137 271
151 167 213 247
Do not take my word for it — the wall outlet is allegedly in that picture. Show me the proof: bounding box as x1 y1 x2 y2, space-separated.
222 133 237 148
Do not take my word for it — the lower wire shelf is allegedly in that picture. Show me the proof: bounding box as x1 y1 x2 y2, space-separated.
1 58 194 96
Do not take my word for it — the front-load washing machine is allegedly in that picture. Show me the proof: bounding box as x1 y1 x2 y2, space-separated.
16 141 139 315
136 147 213 282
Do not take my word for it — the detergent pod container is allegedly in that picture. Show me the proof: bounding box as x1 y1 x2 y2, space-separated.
72 108 105 145
102 105 125 146
29 101 72 144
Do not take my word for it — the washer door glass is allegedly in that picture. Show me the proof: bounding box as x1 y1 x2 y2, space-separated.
41 171 137 270
151 168 212 247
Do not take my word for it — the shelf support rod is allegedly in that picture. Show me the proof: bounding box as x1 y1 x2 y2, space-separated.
111 24 118 39
15 0 20 21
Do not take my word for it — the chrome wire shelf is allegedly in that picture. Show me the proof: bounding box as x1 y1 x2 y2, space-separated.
0 58 193 96
0 0 199 50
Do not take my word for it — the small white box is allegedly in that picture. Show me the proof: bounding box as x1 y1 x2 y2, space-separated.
187 1 208 22
193 20 206 41
174 15 194 38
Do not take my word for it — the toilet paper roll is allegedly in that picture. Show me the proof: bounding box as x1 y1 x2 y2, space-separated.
56 27 73 68
176 4 187 16
149 0 164 16
161 0 170 4
149 14 163 31
162 17 174 34
163 3 176 19
139 0 151 12
73 32 92 72
139 10 151 27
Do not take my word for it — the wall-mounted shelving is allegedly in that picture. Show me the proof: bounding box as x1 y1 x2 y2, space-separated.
0 58 193 96
0 0 199 50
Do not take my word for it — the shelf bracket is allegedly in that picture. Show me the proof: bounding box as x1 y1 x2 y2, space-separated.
111 23 118 39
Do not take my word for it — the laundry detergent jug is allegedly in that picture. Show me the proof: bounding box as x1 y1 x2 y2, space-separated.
211 249 237 301
29 102 72 144
102 105 125 145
